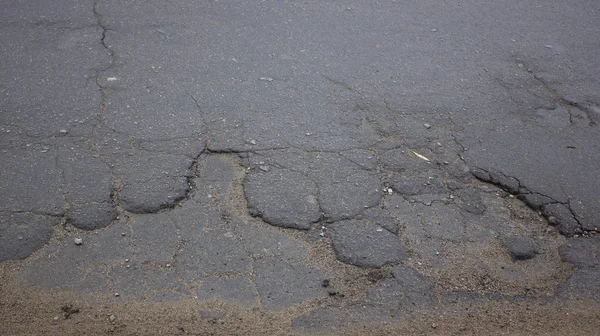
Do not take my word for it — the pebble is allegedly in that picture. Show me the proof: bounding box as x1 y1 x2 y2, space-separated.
259 77 274 82
259 165 270 172
423 123 432 129
59 129 68 135
114 293 120 297
109 315 116 322
74 238 83 245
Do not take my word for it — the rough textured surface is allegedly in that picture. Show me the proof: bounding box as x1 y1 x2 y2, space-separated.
1 0 600 334
254 257 327 311
0 213 58 262
502 236 539 261
244 169 320 230
557 267 600 303
329 220 406 268
66 203 117 231
292 302 400 332
367 265 437 308
559 237 600 267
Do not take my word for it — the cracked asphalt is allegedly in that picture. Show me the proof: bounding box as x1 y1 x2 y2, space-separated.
1 1 599 335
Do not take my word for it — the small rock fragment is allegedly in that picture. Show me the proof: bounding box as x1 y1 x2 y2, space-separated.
423 123 432 129
74 238 83 245
502 236 538 260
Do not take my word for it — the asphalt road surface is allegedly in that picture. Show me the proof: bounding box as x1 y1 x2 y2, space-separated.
1 1 599 335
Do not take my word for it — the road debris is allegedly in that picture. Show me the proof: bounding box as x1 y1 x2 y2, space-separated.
411 150 430 162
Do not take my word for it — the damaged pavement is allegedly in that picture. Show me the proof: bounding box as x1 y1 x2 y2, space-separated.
1 0 599 335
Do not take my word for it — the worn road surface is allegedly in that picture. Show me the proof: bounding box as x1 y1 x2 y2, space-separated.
1 1 600 335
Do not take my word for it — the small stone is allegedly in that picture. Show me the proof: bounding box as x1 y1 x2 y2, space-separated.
259 77 274 82
114 293 120 297
74 238 83 245
259 165 270 172
109 315 116 322
53 316 59 321
59 129 68 135
423 123 432 129
431 28 437 32
125 258 129 262
387 188 393 195
502 236 539 261
166 263 171 267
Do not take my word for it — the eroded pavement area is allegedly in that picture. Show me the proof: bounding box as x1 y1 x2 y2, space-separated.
1 1 600 335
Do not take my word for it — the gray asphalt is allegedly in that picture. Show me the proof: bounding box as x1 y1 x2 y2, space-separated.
1 0 599 334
